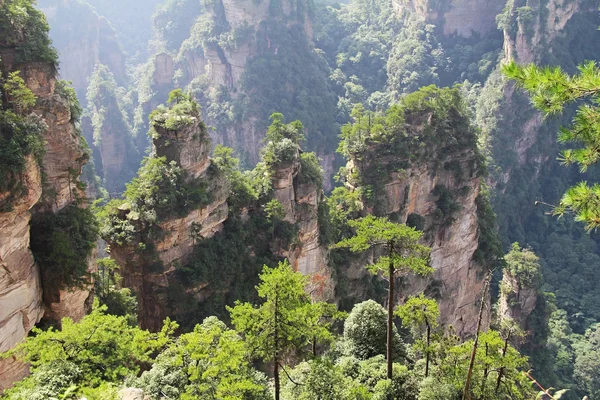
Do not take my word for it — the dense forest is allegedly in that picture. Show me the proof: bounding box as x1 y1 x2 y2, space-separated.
1 0 600 399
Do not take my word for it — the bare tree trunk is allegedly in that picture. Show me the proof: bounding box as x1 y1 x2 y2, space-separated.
480 343 489 394
387 242 395 380
496 330 512 392
425 320 431 377
462 274 491 400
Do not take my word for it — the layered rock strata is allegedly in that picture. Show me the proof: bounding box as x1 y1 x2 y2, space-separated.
271 154 332 299
0 21 94 390
391 0 505 37
108 116 229 331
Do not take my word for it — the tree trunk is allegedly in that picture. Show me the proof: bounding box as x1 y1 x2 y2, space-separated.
496 330 511 392
274 357 280 400
274 289 280 400
387 242 395 380
462 274 491 400
425 320 431 377
481 343 489 394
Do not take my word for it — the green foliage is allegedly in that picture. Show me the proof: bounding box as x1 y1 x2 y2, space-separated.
175 213 295 327
136 316 270 400
0 110 46 211
153 0 203 50
503 60 600 230
1 304 177 395
432 184 461 227
86 64 139 191
573 324 600 399
474 188 503 269
150 90 200 131
343 300 405 361
238 22 338 152
260 113 304 169
213 145 259 211
228 260 334 362
0 0 58 64
55 80 82 122
504 242 541 288
334 215 432 278
97 157 211 245
298 152 324 187
396 295 440 334
229 260 336 399
4 71 36 113
95 258 137 325
30 205 99 290
436 330 534 399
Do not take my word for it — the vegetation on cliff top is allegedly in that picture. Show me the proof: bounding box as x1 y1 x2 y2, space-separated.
0 0 58 64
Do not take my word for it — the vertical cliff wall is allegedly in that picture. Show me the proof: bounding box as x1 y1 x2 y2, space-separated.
270 150 332 299
391 0 505 37
336 87 495 337
140 0 336 168
104 101 229 331
0 1 95 389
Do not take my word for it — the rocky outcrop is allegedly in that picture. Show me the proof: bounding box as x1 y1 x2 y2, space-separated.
0 158 45 389
498 271 538 334
391 0 505 37
481 0 599 189
348 154 489 337
502 0 592 65
339 87 492 337
271 154 333 299
143 0 315 165
107 113 230 331
0 13 94 389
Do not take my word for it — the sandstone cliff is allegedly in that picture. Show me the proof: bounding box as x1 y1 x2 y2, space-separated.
483 0 599 189
498 271 539 337
0 4 95 388
271 152 332 299
337 87 493 337
105 104 229 331
142 0 324 166
391 0 505 37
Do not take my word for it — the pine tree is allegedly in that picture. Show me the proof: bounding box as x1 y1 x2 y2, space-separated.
334 215 432 379
228 260 335 400
503 61 600 230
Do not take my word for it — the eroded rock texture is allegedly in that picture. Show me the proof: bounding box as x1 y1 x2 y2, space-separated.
392 0 505 37
0 38 93 391
108 117 230 331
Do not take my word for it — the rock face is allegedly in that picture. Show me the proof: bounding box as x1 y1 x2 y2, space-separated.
38 0 127 99
391 0 505 37
271 154 332 299
339 88 492 337
0 158 45 389
349 155 489 337
0 10 94 389
490 0 597 186
498 271 538 336
108 117 230 331
145 0 315 165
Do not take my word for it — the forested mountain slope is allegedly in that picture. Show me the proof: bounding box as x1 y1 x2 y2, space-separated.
1 0 600 398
